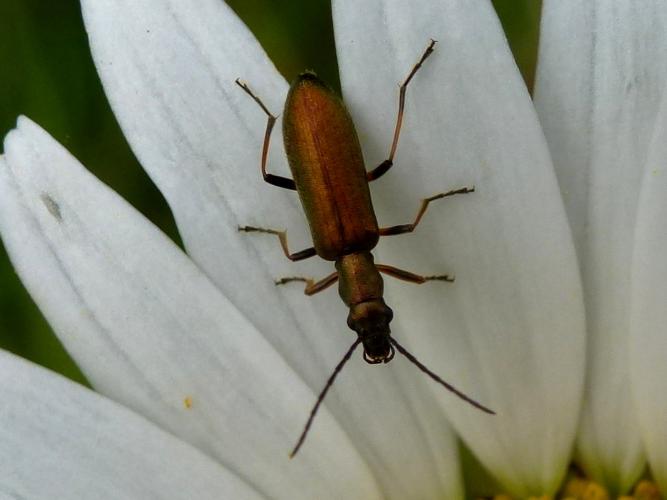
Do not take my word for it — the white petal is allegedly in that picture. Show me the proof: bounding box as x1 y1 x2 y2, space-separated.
333 0 585 496
535 1 667 490
0 118 380 500
0 347 264 499
81 1 465 497
630 88 667 495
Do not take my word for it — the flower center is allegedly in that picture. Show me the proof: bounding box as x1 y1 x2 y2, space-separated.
488 478 662 499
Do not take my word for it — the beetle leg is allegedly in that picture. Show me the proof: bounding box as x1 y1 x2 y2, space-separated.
275 272 339 296
376 264 454 284
235 79 297 190
379 186 474 236
367 39 437 182
238 225 316 261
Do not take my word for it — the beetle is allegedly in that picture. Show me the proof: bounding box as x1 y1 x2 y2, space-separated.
236 40 494 457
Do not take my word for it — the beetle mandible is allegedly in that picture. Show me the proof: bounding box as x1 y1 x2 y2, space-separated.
236 40 494 457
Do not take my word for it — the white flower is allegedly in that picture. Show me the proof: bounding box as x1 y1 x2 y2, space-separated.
535 2 667 495
0 0 665 498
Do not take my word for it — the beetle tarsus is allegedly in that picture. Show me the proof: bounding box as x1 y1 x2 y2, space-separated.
275 276 309 286
424 275 455 282
275 273 339 296
235 79 276 119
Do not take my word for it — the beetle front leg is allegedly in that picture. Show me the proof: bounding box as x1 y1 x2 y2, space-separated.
379 186 474 236
238 225 316 261
235 79 297 190
376 264 454 284
367 39 437 182
275 272 339 295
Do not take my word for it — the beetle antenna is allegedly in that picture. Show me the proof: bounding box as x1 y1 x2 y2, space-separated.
389 337 496 415
289 338 362 458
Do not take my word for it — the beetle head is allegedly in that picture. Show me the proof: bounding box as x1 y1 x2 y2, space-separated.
347 300 395 364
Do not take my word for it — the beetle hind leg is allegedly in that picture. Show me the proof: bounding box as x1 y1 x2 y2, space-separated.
275 272 339 295
235 79 296 190
238 225 316 261
367 39 437 182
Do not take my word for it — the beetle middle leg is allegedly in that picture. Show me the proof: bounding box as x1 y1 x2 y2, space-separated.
367 39 437 182
275 272 339 295
379 186 474 236
376 264 454 284
235 79 296 191
238 225 316 261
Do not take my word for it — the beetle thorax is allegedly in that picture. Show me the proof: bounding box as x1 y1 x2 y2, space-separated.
335 252 383 306
336 253 395 363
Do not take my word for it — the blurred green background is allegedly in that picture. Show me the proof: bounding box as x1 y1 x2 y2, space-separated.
0 0 541 385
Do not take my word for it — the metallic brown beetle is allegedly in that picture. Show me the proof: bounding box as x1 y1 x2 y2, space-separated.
237 40 493 457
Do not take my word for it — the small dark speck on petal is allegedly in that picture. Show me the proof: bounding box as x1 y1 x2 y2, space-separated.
40 193 62 222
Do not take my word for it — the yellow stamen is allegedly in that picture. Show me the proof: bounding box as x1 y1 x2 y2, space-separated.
485 477 662 499
632 480 661 500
